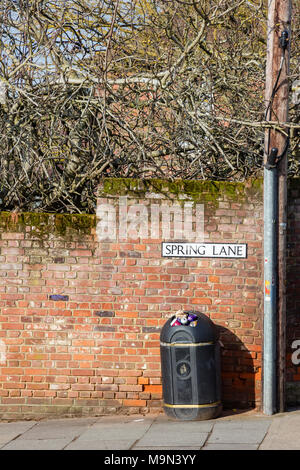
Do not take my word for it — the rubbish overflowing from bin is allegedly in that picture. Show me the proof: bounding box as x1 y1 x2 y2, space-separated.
160 310 222 421
170 310 198 327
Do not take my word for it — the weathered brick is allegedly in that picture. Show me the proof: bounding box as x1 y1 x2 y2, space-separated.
123 399 146 407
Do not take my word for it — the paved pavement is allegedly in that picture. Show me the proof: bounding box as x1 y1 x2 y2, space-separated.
0 407 300 451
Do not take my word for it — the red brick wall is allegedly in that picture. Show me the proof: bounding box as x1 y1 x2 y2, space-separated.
0 179 266 419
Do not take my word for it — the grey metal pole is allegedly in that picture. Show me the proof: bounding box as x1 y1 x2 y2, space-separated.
263 162 277 415
263 0 291 415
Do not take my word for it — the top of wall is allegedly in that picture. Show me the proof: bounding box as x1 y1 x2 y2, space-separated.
1 176 298 236
0 212 96 238
98 177 264 204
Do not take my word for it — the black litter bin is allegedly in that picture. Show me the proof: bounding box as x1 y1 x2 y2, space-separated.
160 311 222 421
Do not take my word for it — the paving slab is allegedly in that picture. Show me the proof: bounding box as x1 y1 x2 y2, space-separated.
132 446 202 450
0 421 37 448
15 417 98 441
134 418 212 448
2 438 73 450
206 418 271 445
66 438 137 450
208 417 272 429
259 413 300 450
75 419 153 440
203 443 258 450
65 416 154 450
147 416 214 433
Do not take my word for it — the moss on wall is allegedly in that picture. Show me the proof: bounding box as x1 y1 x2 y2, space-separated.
100 177 263 204
0 177 265 236
0 212 96 237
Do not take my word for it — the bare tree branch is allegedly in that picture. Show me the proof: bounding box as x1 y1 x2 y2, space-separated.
0 0 298 213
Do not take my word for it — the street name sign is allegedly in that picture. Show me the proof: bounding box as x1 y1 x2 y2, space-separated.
162 242 247 258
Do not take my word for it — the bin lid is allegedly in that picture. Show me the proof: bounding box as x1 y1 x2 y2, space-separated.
160 311 219 344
